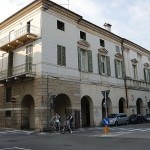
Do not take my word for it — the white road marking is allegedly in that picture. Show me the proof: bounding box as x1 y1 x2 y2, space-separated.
0 147 32 150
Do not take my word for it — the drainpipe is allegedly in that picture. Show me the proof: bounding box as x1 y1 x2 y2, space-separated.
121 39 129 109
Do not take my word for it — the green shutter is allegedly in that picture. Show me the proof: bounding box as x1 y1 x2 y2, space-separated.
106 56 111 76
78 47 81 71
148 69 150 82
7 52 13 77
144 68 146 81
57 45 61 65
114 59 118 78
88 50 93 72
97 53 102 74
121 61 125 78
62 46 66 66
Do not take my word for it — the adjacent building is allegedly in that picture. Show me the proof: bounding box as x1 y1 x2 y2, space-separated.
0 0 149 131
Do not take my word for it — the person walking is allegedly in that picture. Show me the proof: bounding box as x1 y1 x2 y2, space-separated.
66 113 73 133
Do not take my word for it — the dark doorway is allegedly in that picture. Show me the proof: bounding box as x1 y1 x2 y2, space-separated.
21 95 34 130
81 96 90 127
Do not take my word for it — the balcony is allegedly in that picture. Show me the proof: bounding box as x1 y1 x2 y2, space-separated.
0 25 38 51
0 63 36 84
126 78 150 91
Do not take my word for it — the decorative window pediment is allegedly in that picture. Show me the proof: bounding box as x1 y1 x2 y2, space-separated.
144 63 150 67
98 48 108 54
77 40 90 50
131 58 138 63
115 53 123 59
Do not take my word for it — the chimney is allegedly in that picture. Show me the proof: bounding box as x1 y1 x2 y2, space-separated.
103 23 112 32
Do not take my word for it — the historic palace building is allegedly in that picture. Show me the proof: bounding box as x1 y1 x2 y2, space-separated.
0 0 149 131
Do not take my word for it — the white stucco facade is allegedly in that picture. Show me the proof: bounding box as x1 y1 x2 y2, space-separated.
0 0 149 130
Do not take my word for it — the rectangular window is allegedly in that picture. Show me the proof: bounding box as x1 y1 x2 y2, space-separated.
98 54 111 76
116 60 122 78
57 45 66 66
101 55 106 74
144 68 150 82
81 49 88 72
78 48 93 72
100 39 105 47
6 87 12 102
26 45 33 72
80 31 86 40
132 64 137 79
57 20 65 31
116 46 120 53
5 111 11 117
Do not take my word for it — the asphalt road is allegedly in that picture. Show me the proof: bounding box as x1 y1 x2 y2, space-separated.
0 123 150 150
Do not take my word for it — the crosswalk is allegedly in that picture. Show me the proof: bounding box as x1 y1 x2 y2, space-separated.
0 130 35 135
98 127 150 137
0 127 150 137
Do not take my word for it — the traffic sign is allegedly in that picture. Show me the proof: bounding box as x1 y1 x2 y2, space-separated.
101 90 110 98
102 118 110 126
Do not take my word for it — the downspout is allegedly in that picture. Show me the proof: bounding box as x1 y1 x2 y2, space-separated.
121 39 129 109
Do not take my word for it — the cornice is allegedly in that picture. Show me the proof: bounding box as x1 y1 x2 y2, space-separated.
123 39 150 55
78 19 122 43
0 0 43 30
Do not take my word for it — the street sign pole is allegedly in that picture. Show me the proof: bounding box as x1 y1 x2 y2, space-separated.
105 91 107 118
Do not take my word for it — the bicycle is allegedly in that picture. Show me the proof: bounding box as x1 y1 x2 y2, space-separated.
49 121 58 133
61 120 72 134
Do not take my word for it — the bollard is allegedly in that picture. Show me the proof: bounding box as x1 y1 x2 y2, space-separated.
103 126 109 134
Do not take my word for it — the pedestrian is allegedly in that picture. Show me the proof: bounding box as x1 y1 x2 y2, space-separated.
51 112 61 132
66 113 73 133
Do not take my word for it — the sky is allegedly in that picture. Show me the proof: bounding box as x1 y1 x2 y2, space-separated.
0 0 150 50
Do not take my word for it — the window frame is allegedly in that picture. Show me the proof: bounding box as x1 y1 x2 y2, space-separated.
100 39 105 47
57 20 65 31
80 31 86 40
57 45 66 66
132 64 138 80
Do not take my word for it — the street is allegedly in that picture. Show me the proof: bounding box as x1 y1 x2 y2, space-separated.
0 123 150 150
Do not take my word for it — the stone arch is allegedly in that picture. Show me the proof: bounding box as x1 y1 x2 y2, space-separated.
136 98 144 114
21 95 35 130
102 97 112 118
81 96 94 127
54 93 71 124
119 98 127 113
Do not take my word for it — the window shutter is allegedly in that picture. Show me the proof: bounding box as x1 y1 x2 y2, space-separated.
7 52 13 77
143 68 146 81
106 56 111 76
57 45 61 65
114 59 118 78
77 47 81 71
148 69 150 82
88 50 93 72
62 46 66 66
97 53 102 74
121 61 125 78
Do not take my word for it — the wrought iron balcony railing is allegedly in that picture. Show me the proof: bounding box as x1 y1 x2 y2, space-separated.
0 25 39 51
0 63 36 83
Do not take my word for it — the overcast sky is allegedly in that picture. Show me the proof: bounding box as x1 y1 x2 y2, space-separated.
0 0 150 50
